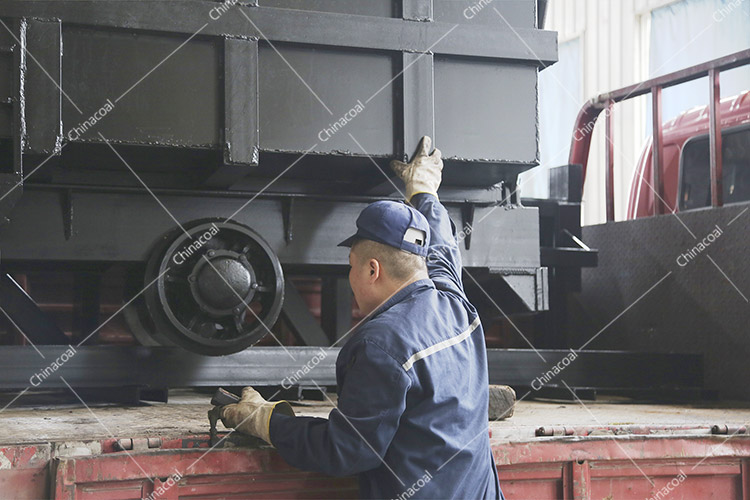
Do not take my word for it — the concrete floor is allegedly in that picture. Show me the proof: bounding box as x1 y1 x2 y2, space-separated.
1 389 750 446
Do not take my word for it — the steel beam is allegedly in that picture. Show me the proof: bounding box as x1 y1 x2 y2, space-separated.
0 346 337 390
0 346 702 392
403 0 432 21
0 186 541 271
0 19 23 224
23 18 62 156
281 278 330 347
486 349 703 389
0 2 557 65
651 86 665 215
223 37 259 167
604 100 614 221
708 68 723 207
401 52 435 161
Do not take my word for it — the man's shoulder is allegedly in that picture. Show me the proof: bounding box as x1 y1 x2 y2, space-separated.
337 326 410 378
349 319 406 360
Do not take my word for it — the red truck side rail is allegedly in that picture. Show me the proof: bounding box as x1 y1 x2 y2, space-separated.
569 48 750 221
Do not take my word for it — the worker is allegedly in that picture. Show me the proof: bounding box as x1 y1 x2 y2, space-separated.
220 136 504 499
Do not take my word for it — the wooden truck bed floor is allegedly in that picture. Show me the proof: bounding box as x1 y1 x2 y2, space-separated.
2 390 750 499
1 389 749 445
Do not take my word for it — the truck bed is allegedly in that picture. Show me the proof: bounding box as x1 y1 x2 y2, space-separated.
1 390 749 446
2 390 750 499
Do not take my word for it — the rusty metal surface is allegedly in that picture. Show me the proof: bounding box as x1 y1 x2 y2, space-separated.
3 436 747 500
2 394 750 498
0 445 49 500
53 448 359 499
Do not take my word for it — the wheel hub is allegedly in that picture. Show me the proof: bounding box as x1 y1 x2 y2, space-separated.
189 251 256 314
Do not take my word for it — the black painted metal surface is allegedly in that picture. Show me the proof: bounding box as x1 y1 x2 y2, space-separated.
0 0 556 197
0 274 69 345
0 185 542 270
142 220 286 355
281 277 330 347
0 346 702 392
569 202 750 400
0 0 559 354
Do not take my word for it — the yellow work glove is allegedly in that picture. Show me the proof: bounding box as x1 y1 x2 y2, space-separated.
220 386 294 444
390 135 444 202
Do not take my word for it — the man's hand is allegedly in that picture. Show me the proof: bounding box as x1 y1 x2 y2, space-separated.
390 135 444 202
220 387 294 444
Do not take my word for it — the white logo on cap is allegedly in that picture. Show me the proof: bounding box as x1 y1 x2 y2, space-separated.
404 227 427 247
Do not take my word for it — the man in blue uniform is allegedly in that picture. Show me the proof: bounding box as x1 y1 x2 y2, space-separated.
220 136 504 499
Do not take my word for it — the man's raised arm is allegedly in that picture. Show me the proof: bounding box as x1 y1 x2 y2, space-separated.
391 136 464 293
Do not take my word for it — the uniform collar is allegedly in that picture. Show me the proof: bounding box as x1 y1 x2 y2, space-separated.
367 278 434 321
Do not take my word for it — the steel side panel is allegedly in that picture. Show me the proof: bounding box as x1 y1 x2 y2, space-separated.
0 445 50 500
62 27 221 147
435 58 539 164
39 436 750 500
0 189 540 269
52 448 358 500
570 202 750 400
0 1 556 178
434 0 534 26
258 44 396 155
261 0 398 17
497 438 750 499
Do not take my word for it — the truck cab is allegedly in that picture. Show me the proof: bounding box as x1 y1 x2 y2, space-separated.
628 91 750 219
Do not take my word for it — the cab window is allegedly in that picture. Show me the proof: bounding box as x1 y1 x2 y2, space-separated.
680 127 750 210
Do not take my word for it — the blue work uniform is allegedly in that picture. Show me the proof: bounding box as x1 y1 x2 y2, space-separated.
270 193 504 500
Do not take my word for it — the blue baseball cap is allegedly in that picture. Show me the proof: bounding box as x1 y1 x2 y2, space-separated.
338 201 430 257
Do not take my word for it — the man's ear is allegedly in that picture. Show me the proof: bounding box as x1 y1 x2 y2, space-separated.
368 259 380 281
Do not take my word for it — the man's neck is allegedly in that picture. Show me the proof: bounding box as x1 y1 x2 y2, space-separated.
381 271 428 303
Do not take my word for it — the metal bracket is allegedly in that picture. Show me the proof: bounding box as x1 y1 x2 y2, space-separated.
282 197 294 244
460 203 475 250
281 277 329 346
0 273 69 344
62 188 73 240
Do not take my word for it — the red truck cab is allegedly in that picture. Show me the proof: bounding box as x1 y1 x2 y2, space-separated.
627 91 750 219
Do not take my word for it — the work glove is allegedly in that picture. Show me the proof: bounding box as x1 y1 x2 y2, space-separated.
390 135 444 202
220 386 294 444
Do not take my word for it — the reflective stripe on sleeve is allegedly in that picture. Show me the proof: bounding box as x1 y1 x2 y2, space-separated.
402 316 481 371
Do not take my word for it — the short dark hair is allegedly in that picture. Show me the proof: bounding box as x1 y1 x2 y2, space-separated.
352 239 427 281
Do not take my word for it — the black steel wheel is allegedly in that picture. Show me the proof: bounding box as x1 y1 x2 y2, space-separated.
142 219 284 355
123 265 174 347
